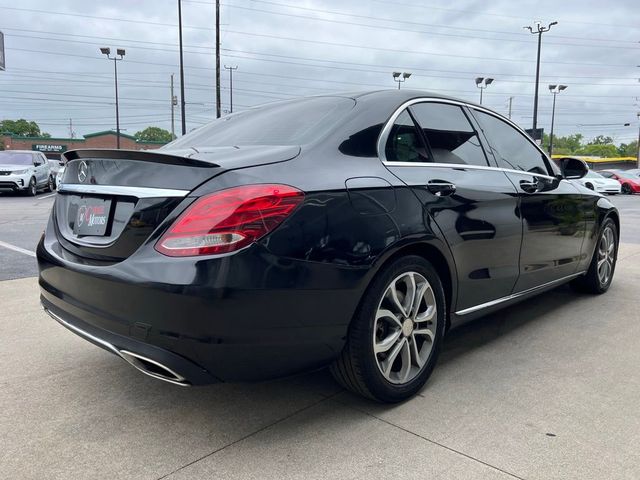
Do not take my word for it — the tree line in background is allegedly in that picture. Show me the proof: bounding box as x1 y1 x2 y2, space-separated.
543 133 638 158
0 119 174 145
1 119 637 157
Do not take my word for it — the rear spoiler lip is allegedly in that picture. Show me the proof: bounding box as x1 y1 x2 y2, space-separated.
61 148 219 168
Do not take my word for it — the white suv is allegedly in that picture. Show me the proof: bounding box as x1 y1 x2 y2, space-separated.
0 150 54 196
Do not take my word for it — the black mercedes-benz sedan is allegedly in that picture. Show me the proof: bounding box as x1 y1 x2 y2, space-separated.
37 90 619 402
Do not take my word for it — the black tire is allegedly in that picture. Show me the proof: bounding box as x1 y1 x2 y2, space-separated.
47 175 55 192
622 183 631 195
571 218 617 294
26 177 37 196
330 255 446 403
585 183 594 191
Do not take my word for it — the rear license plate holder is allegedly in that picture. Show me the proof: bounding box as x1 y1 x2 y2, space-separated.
71 197 112 236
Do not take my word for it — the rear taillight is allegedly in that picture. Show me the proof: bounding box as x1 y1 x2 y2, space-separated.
155 184 304 257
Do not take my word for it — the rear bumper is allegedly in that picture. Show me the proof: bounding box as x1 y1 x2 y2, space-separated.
37 221 366 384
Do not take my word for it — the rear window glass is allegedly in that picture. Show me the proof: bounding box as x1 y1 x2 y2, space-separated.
0 152 34 165
166 97 355 148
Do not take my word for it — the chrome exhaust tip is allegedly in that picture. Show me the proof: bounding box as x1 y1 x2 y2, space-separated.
118 350 189 387
45 307 190 387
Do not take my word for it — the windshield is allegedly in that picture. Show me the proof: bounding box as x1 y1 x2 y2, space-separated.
616 171 638 180
0 152 34 166
165 97 355 149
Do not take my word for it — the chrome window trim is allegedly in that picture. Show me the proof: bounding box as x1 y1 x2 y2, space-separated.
58 184 189 198
377 97 557 181
454 271 585 316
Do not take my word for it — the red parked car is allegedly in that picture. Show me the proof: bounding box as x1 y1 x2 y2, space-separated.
599 170 640 194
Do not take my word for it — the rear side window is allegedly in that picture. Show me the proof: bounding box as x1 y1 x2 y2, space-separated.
473 110 550 175
384 110 429 163
409 103 489 167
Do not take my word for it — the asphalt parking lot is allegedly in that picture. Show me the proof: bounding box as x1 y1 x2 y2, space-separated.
1 191 640 479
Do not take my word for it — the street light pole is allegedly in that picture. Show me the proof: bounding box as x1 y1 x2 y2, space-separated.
525 21 558 133
392 71 412 89
100 47 125 149
475 77 494 105
178 0 187 135
224 65 238 113
216 0 221 118
637 112 640 168
548 84 567 157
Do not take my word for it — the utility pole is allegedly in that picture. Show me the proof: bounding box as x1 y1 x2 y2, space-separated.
508 97 513 119
637 112 640 168
524 21 558 134
224 65 238 113
178 0 187 135
170 74 177 140
216 0 221 118
68 118 75 138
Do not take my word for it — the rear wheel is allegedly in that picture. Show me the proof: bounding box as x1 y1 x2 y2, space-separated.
331 256 445 402
571 218 617 294
622 183 631 195
47 175 55 192
585 182 594 191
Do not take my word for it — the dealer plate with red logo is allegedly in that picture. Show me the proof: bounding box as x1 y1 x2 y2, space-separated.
71 197 112 236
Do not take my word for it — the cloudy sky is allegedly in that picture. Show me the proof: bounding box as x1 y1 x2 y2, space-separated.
0 0 638 144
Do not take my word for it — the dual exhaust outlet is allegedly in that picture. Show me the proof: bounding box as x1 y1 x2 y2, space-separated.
45 308 190 387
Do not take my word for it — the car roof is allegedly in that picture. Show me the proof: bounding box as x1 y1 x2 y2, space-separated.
348 89 483 108
0 150 38 154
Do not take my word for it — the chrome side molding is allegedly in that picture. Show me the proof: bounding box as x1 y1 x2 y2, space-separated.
455 272 585 316
45 308 190 387
58 184 189 198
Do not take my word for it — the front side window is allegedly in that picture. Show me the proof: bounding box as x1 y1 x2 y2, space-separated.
410 103 489 167
472 110 550 175
384 110 429 163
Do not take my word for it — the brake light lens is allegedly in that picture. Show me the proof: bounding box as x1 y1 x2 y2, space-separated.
155 184 304 257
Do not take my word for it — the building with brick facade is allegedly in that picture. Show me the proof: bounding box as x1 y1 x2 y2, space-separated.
1 130 167 159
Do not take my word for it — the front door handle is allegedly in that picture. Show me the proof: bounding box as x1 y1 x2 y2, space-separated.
519 179 540 194
427 180 456 197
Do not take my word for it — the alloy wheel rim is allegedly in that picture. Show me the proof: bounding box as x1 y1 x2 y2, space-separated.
597 226 615 285
30 179 36 195
373 271 437 385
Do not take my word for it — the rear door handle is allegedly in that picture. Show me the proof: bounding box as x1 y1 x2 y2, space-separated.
519 179 540 194
427 180 456 197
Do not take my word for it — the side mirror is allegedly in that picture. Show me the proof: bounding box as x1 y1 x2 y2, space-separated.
33 160 43 167
557 157 588 180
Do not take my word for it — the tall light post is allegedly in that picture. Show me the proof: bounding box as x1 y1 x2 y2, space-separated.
636 112 640 168
548 84 567 156
524 21 558 134
224 65 238 113
392 71 411 89
100 47 124 149
177 0 187 135
475 77 494 105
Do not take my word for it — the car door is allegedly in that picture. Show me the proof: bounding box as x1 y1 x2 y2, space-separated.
470 108 586 293
381 100 522 312
33 153 48 186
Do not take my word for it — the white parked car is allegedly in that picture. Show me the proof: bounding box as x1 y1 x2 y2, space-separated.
55 164 66 190
0 150 54 196
575 169 621 195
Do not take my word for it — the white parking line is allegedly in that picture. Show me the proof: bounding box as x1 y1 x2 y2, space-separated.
0 240 36 258
37 193 57 200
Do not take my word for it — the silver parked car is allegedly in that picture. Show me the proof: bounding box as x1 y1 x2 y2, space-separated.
0 150 54 195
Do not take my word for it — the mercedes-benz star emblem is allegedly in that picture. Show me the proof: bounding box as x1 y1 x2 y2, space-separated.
77 161 88 183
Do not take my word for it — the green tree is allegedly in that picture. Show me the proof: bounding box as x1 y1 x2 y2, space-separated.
0 119 49 137
134 127 173 143
617 140 638 157
542 133 584 154
589 135 614 145
575 143 619 157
